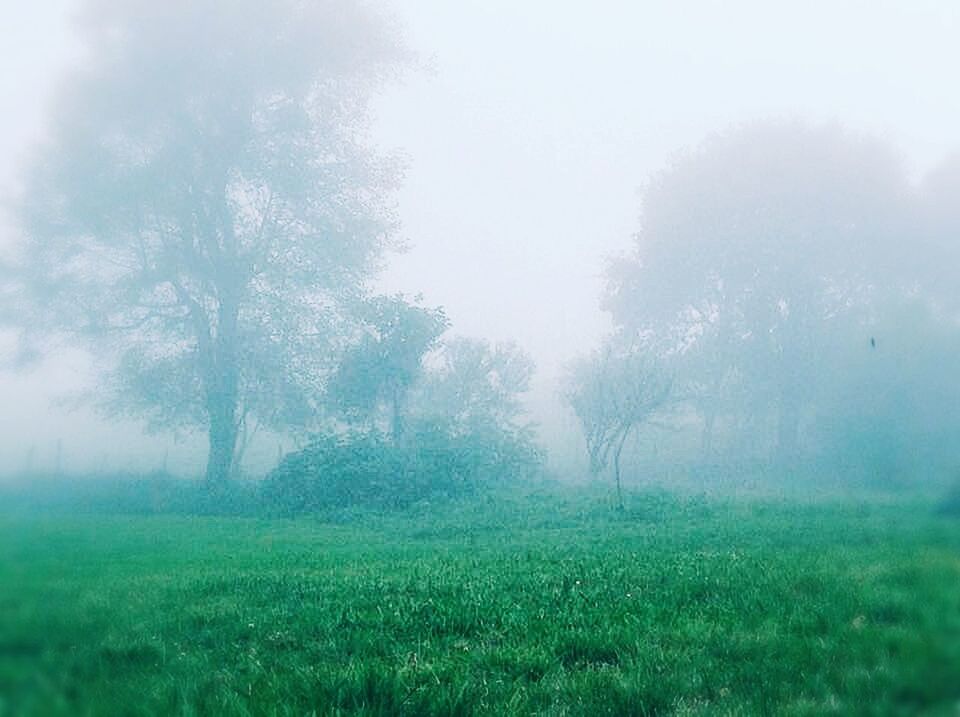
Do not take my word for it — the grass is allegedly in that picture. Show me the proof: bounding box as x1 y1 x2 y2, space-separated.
1 487 959 715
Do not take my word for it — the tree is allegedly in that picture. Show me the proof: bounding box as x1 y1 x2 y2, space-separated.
15 0 406 483
409 337 543 483
604 121 910 463
326 295 449 437
676 335 747 461
565 338 672 509
411 337 536 435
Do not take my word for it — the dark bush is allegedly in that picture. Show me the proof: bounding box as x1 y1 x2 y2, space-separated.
262 421 542 515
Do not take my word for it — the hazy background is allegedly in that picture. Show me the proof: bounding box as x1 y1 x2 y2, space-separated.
3 0 960 476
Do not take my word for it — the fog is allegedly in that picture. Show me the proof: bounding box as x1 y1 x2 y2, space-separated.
2 0 960 485
6 4 960 713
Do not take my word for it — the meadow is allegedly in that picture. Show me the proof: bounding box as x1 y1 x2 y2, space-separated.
1 488 959 716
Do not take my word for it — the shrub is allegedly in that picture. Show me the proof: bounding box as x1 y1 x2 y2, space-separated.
262 421 541 515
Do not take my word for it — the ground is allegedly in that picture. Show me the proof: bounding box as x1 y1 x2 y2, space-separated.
1 488 959 715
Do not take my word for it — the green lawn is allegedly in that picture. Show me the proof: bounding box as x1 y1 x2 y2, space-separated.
1 490 959 715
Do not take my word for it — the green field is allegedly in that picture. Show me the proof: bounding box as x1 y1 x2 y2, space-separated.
1 490 959 716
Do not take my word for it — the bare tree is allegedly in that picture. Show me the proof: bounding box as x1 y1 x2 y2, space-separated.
566 340 672 509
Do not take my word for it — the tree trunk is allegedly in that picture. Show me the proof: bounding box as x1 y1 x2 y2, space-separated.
613 427 630 511
203 289 241 485
390 382 406 440
206 405 239 484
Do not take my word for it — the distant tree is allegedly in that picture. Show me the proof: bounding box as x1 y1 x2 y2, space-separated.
326 295 449 436
565 339 672 508
678 340 746 461
916 157 960 488
409 336 543 486
604 121 910 463
15 0 407 483
411 337 536 435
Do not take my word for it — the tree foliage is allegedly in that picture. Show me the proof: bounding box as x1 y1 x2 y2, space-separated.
603 121 911 463
411 337 536 436
17 0 407 482
326 296 449 435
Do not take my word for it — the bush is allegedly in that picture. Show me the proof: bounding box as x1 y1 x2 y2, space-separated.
262 422 542 515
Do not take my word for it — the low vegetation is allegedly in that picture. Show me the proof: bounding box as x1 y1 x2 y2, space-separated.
263 425 541 515
2 489 958 715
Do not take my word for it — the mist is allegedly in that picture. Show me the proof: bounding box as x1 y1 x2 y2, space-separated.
2 2 960 713
4 1 960 479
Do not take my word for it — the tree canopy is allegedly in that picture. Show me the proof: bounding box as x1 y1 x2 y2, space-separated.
326 296 450 436
602 122 912 463
17 0 407 482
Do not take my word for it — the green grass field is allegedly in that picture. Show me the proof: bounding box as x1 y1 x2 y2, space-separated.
1 489 959 716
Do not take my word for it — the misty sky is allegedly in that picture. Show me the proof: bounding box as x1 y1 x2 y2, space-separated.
2 0 960 473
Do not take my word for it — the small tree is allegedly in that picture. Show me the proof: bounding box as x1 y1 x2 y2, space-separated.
566 340 671 508
410 337 543 485
412 337 535 434
326 295 449 437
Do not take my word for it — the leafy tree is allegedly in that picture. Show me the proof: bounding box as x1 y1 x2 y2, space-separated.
604 121 910 463
565 338 672 508
411 337 543 484
326 295 449 436
15 0 406 483
411 337 536 436
674 330 747 461
919 153 960 313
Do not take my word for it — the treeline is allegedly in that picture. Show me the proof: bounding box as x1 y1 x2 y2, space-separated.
566 122 960 500
6 1 960 509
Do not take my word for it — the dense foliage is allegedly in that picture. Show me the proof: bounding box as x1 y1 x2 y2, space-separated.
263 422 541 515
259 327 543 515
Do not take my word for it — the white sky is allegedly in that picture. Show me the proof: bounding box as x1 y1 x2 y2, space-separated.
2 0 960 474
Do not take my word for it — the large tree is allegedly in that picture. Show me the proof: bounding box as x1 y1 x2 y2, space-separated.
16 0 406 483
604 121 910 462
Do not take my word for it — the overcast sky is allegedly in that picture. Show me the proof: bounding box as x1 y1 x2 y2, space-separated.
2 0 960 473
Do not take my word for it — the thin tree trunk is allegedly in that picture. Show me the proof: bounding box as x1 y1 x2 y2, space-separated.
613 427 631 511
390 382 405 440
